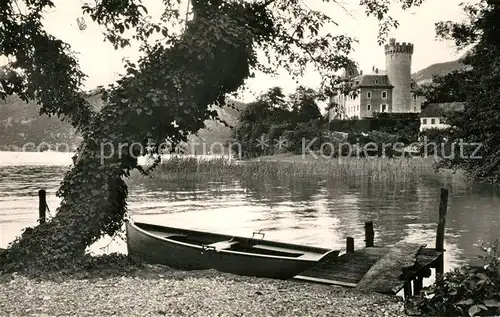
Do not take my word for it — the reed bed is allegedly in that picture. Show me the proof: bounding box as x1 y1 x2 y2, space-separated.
135 155 437 183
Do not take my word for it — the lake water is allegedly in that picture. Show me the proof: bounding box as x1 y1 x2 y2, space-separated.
1 151 500 285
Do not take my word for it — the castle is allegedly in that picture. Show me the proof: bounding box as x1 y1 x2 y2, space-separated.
329 38 423 120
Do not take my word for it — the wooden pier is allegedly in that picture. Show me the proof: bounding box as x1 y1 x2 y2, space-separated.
295 187 449 299
1 187 448 300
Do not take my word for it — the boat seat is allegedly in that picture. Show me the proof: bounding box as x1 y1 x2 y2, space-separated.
206 240 239 250
252 244 306 257
252 244 325 259
253 244 302 254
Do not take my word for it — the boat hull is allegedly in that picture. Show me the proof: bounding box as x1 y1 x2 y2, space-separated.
125 220 339 279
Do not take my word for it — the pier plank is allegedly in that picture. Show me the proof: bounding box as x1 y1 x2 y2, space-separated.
355 243 424 294
297 245 443 296
298 247 385 285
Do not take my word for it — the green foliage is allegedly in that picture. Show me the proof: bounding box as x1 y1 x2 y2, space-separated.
346 130 402 157
232 86 324 157
413 69 471 111
236 98 418 158
1 0 277 272
289 86 323 123
286 119 322 154
0 2 94 130
0 0 425 273
419 128 450 157
432 0 500 183
329 115 420 144
408 240 500 316
420 128 448 144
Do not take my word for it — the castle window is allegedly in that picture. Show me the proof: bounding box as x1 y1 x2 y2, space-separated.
355 80 359 86
431 118 436 124
382 91 387 99
367 91 372 98
422 119 427 124
357 105 359 111
413 95 417 100
381 104 387 112
374 79 379 85
367 104 371 111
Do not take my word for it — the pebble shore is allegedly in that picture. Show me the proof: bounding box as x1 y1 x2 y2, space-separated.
0 265 407 316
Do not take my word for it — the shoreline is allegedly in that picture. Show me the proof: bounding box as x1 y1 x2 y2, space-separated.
0 264 406 316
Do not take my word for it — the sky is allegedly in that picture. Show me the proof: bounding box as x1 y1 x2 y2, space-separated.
3 0 473 104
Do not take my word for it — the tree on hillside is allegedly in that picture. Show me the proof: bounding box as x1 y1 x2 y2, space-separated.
232 96 276 157
0 0 425 272
233 85 325 156
432 0 500 182
232 87 292 157
413 69 472 108
258 86 287 110
256 86 291 123
289 86 322 123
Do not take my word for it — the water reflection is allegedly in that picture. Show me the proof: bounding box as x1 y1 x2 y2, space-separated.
1 161 500 274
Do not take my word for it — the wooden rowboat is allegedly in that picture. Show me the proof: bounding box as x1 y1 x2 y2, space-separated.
125 219 340 279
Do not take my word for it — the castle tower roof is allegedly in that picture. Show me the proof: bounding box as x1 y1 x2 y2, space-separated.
384 38 414 54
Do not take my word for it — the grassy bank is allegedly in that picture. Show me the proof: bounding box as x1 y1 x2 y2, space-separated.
133 154 437 183
0 260 406 316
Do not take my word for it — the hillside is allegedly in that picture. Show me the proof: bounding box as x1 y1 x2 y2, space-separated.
0 53 469 153
411 53 469 85
187 99 247 155
0 93 246 153
0 95 83 151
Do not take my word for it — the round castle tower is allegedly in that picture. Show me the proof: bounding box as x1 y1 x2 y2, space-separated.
385 38 413 113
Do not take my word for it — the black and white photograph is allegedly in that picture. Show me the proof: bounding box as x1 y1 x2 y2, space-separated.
0 0 499 316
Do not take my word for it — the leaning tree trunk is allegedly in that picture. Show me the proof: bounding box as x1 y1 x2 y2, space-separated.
0 2 266 272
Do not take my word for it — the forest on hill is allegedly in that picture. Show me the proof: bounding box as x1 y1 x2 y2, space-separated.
0 93 245 153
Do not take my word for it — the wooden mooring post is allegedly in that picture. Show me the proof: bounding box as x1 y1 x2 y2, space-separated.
435 187 448 277
365 221 374 247
346 237 354 253
402 188 449 300
413 276 423 294
38 189 47 224
345 221 373 253
297 208 447 298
